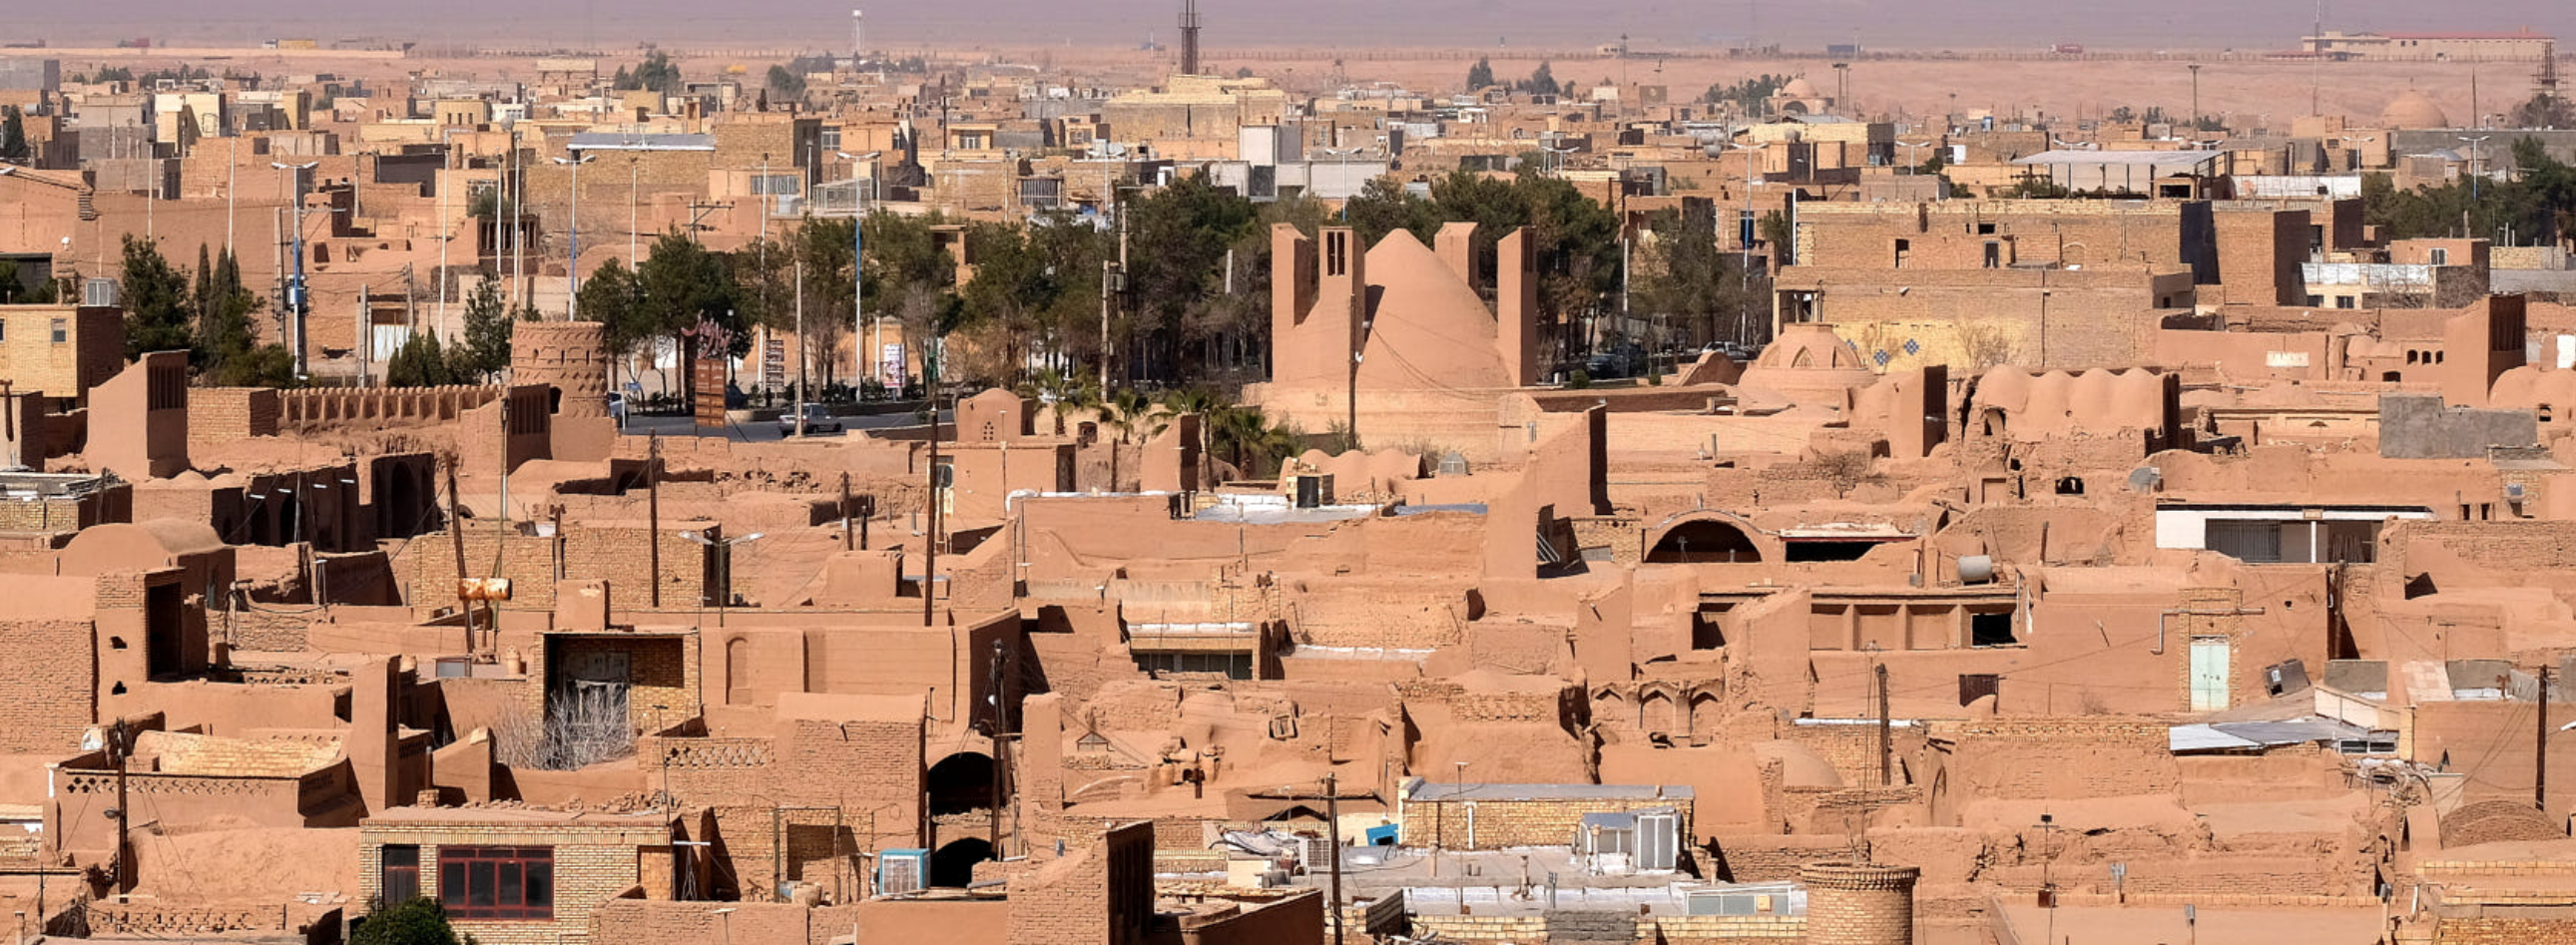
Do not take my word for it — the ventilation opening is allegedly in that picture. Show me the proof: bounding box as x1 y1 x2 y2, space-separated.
1970 612 2018 648
2055 477 2085 496
1784 541 1881 563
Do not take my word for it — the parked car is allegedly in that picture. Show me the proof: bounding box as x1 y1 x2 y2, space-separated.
777 403 844 435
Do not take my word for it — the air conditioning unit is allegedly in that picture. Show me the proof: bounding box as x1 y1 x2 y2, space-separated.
2507 482 2528 503
1293 835 1335 873
83 277 120 308
876 848 929 896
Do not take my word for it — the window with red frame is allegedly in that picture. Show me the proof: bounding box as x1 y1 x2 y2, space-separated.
437 846 554 920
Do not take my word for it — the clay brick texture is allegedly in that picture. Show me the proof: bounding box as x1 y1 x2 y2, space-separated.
0 618 94 753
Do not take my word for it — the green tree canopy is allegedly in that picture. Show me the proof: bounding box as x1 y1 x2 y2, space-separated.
120 236 194 359
1466 58 1496 92
351 897 466 945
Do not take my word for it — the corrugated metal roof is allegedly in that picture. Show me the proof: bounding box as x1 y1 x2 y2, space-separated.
568 132 716 152
2169 724 2263 752
2014 150 2221 168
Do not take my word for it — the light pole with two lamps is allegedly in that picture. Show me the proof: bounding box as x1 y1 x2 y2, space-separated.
553 153 596 319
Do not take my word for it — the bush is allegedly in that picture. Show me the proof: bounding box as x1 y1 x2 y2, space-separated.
353 897 468 945
1568 368 1592 390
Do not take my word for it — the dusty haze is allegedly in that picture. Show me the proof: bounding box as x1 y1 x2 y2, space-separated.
14 0 2574 50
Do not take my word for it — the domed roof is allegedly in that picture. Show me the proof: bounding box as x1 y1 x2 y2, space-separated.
1781 77 1820 98
2378 90 2451 130
1752 323 1867 371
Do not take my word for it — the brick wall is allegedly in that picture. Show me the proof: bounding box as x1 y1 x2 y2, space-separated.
1400 793 1693 851
1801 862 1917 945
0 618 93 753
358 816 670 945
187 387 282 446
2434 918 2576 944
407 526 711 611
1007 820 1153 945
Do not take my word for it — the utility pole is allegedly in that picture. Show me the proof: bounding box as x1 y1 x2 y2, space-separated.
794 260 808 437
1323 771 1345 945
108 720 134 897
2541 665 2552 814
2189 64 2204 132
445 454 473 648
840 473 855 551
647 432 663 608
1877 663 1892 786
924 356 942 628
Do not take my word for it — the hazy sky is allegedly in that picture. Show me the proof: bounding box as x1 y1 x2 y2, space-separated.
17 0 2574 50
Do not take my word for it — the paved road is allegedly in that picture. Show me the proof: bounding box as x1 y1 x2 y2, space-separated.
616 409 950 443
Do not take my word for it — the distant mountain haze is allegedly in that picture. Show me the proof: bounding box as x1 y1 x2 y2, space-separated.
15 0 2572 50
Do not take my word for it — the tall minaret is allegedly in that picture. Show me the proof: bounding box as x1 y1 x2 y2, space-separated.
851 9 865 66
1178 0 1202 76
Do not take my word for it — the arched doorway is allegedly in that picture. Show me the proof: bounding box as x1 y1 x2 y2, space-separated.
927 751 997 816
1648 519 1764 563
930 838 994 888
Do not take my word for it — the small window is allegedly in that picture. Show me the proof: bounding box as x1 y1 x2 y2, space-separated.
2307 295 2324 307
1970 612 2018 648
381 845 421 904
49 318 66 343
2428 247 2449 265
1977 223 1997 236
437 846 554 921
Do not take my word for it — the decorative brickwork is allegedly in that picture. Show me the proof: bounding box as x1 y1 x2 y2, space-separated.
1801 861 1918 945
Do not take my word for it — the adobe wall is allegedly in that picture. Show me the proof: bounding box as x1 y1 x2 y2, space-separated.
278 384 503 428
1933 717 2179 802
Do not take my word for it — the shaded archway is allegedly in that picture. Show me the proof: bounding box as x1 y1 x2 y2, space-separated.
1639 690 1679 736
930 837 994 888
1647 518 1765 563
927 751 997 816
1590 690 1629 730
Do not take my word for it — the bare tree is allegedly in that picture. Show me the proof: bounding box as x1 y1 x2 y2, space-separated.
492 688 637 771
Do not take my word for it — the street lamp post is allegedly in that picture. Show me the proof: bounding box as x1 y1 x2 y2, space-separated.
2459 136 2492 203
837 151 882 389
554 154 596 319
1896 140 1931 173
271 161 318 377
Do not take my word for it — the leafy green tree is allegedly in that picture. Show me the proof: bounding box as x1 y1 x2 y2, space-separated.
454 273 515 381
618 51 683 95
576 257 654 384
792 217 857 388
767 64 806 100
2514 92 2576 131
1701 74 1791 117
1121 174 1258 383
120 236 195 359
1466 58 1496 92
351 897 468 945
636 232 747 397
383 332 460 388
0 106 28 165
193 245 289 385
1517 62 1561 97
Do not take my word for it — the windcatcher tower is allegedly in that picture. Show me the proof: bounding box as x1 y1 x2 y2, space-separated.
1179 0 1203 76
